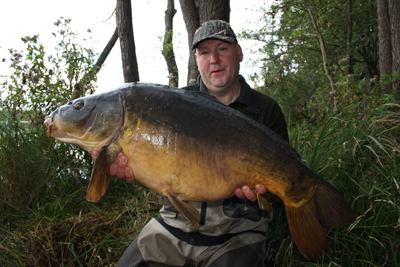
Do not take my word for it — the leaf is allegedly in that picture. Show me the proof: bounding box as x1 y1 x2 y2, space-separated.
392 72 399 81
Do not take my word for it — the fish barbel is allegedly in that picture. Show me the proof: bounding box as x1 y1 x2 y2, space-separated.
44 82 356 259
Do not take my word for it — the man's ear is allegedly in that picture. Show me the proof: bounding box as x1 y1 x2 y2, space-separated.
236 44 243 62
195 52 199 69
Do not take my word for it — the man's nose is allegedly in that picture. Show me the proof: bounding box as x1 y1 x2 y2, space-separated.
210 51 219 64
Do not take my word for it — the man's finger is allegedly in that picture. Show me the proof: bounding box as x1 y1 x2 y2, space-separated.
255 184 267 194
91 150 98 162
116 155 128 179
234 188 245 199
125 167 135 183
242 186 257 202
109 152 125 177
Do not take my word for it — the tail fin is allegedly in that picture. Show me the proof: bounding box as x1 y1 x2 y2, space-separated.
285 174 356 260
314 177 356 228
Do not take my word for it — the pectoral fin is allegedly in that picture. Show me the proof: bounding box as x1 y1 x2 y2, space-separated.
257 192 272 212
166 192 200 228
86 144 120 202
106 143 122 164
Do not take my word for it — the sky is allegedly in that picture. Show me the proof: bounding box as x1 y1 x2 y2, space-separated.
0 0 267 93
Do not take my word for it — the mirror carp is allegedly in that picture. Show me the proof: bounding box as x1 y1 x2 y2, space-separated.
44 82 356 260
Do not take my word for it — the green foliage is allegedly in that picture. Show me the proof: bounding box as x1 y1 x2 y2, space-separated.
0 18 97 214
0 113 91 211
1 17 97 130
240 0 379 124
393 71 399 81
266 93 400 266
0 17 162 266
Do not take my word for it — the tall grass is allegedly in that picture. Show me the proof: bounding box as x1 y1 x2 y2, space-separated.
0 122 90 212
266 95 400 266
0 186 161 266
1 95 399 266
0 180 162 266
0 120 162 266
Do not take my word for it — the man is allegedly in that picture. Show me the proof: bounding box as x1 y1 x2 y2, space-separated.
93 20 288 267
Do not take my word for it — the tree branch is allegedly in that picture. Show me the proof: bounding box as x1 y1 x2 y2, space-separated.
307 2 337 110
74 27 119 98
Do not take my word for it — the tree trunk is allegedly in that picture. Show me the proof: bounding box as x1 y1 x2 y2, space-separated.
179 0 200 85
162 0 179 87
180 0 230 85
389 0 400 95
199 0 230 22
116 0 140 82
378 0 392 92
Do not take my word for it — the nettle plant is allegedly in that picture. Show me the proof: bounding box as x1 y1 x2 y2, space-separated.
1 17 98 132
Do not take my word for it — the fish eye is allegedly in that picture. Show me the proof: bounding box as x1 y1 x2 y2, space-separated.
74 100 84 110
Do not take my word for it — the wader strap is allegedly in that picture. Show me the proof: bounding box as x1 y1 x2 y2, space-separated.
199 202 207 225
156 215 266 246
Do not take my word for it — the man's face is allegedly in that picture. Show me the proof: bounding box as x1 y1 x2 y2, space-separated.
195 39 243 94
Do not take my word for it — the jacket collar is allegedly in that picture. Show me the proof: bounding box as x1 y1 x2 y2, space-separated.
197 75 251 106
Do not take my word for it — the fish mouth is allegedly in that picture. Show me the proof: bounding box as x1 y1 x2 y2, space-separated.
44 115 58 138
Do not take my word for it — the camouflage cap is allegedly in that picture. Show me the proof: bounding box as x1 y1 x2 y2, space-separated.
192 20 237 49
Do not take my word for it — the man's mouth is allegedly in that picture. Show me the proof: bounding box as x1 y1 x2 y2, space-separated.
211 69 224 75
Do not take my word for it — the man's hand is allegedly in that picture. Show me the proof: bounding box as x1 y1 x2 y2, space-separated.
234 184 267 202
91 150 135 183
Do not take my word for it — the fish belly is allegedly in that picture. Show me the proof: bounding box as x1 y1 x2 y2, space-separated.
118 119 305 203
